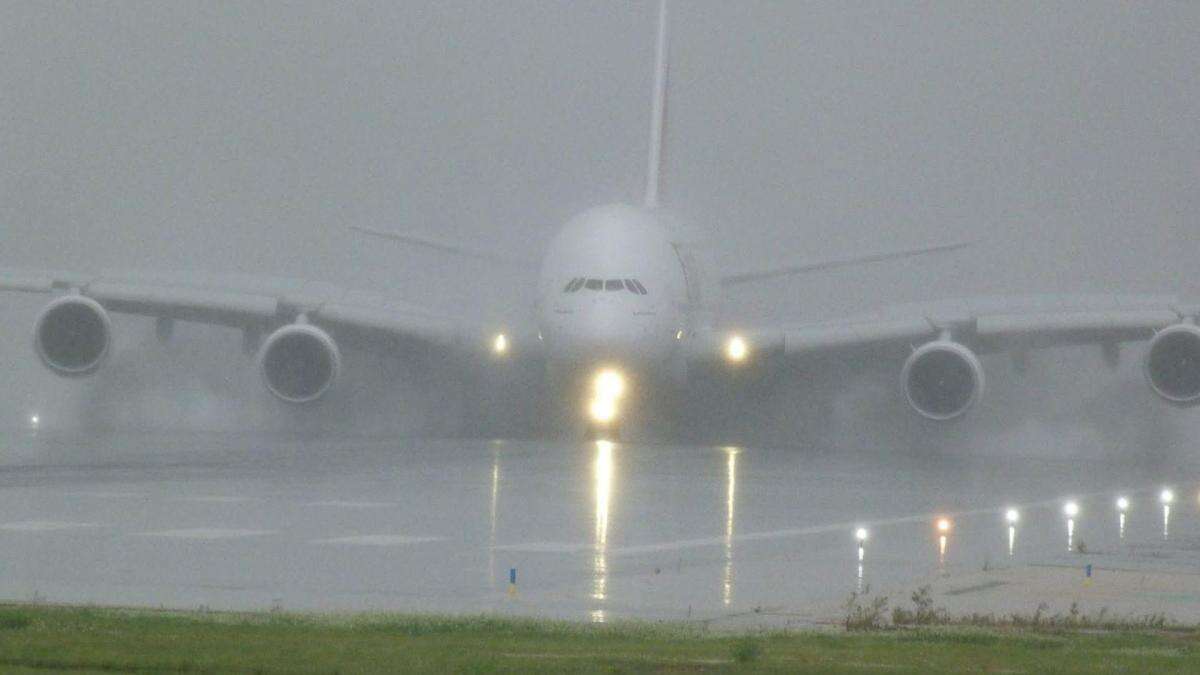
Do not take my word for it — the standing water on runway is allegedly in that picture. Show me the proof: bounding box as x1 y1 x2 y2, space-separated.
1 431 1198 624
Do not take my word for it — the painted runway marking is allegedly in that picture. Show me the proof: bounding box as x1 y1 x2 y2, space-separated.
311 535 446 546
0 521 101 532
134 528 276 540
492 542 592 554
493 505 1051 557
171 496 264 504
305 500 398 509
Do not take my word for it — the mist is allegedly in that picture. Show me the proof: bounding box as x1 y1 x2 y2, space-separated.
1 2 1198 456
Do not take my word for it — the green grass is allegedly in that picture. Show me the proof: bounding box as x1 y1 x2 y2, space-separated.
0 603 1198 673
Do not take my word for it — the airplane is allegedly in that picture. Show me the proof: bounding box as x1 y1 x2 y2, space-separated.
3 1 1199 438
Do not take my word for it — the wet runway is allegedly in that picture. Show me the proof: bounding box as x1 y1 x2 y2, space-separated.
0 430 1198 623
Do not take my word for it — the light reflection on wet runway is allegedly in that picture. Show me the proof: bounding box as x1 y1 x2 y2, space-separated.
590 440 613 622
722 447 737 607
0 430 1197 622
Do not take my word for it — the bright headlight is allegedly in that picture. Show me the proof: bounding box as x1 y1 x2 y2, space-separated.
594 369 625 400
725 335 748 363
492 333 509 355
588 397 617 424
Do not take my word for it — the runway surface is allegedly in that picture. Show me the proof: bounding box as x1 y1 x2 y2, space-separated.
0 430 1198 624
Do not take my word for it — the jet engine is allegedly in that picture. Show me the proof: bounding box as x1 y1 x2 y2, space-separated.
901 340 985 420
1144 323 1200 406
257 323 341 404
33 295 113 377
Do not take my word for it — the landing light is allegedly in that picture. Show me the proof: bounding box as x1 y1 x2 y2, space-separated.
492 333 509 355
1064 501 1079 518
855 527 868 542
588 397 617 424
29 414 39 429
725 335 748 363
594 369 626 400
1116 496 1129 512
1161 489 1175 505
1005 508 1020 525
936 518 952 533
587 368 626 426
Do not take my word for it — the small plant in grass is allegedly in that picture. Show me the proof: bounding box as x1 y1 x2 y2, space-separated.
843 586 889 631
892 585 946 626
912 585 946 625
1032 602 1048 626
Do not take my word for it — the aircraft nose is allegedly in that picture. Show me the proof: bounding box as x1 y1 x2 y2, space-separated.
543 299 669 361
576 302 640 351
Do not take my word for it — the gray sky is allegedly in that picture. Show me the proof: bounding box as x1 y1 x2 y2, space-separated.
1 1 1198 424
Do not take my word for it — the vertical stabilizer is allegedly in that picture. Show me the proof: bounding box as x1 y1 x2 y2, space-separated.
644 0 669 209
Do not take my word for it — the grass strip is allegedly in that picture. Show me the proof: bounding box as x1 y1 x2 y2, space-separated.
0 603 1197 673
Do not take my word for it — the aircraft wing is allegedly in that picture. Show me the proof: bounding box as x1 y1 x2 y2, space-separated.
690 294 1200 417
697 295 1185 357
0 266 526 356
696 294 1190 357
717 240 975 287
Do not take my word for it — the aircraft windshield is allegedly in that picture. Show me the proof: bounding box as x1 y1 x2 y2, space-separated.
564 278 648 295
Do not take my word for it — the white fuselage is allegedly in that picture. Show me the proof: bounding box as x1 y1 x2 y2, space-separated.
536 203 691 370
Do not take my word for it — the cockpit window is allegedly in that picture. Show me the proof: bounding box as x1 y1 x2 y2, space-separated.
564 277 646 294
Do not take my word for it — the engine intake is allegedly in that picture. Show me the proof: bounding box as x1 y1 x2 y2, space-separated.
1145 323 1200 406
901 340 985 421
257 323 341 404
33 296 112 377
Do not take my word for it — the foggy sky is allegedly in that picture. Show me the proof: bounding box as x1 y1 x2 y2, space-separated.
1 2 1198 429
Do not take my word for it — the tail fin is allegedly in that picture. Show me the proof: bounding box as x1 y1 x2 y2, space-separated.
644 0 669 209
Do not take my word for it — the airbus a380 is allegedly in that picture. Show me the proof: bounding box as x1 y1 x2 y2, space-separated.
4 1 1200 435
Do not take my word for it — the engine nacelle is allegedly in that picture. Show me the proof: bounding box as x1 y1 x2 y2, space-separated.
33 296 113 377
257 323 341 404
1144 323 1200 407
901 340 985 421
